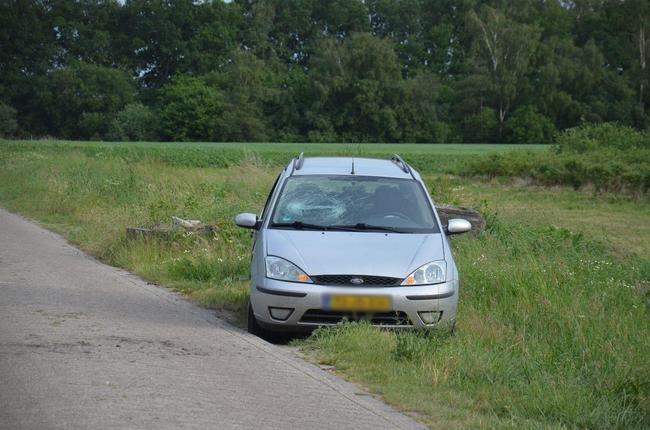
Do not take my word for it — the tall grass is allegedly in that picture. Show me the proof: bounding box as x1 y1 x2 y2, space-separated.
2 139 547 175
0 141 647 428
0 148 269 317
302 219 649 428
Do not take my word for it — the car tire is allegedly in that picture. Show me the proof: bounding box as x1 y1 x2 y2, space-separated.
247 301 264 335
248 300 281 342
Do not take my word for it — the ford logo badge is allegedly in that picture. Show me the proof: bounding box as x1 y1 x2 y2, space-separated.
349 277 364 285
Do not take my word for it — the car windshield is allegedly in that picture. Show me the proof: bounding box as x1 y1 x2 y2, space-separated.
270 176 439 233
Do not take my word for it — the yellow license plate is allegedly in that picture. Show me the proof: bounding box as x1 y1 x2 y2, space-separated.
325 295 392 312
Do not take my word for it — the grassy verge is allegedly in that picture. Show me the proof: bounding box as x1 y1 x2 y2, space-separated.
302 222 648 428
0 140 648 428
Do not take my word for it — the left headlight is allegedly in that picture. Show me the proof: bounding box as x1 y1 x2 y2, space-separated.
402 261 446 286
265 256 312 283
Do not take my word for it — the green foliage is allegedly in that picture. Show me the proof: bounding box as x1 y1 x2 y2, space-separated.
507 105 556 144
464 123 650 193
306 33 403 142
462 107 498 143
394 74 448 142
555 122 650 153
0 141 647 427
108 103 159 142
36 62 135 139
204 50 274 142
169 253 247 283
0 102 17 137
466 6 541 138
302 219 649 428
1 1 649 141
157 76 224 141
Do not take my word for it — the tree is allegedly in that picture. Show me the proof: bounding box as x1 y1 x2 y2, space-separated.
394 73 449 142
466 6 540 138
36 62 135 139
157 76 224 142
1 0 649 140
306 33 402 142
118 0 241 88
205 50 275 142
601 0 649 120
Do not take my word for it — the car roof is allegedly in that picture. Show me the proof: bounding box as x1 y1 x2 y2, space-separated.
287 157 415 179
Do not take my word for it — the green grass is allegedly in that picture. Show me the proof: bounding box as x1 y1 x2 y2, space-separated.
460 124 650 194
0 139 647 428
3 139 547 174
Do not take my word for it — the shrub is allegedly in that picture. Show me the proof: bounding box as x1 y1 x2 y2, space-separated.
555 122 649 153
108 103 158 141
507 105 556 144
462 123 650 193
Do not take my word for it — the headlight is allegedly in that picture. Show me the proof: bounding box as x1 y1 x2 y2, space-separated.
265 256 312 283
402 261 446 285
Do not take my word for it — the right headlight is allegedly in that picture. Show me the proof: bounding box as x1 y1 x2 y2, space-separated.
265 256 312 283
402 261 446 285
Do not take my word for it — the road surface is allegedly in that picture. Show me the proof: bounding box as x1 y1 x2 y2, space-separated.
0 208 425 429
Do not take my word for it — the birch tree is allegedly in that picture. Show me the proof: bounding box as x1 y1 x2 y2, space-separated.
467 6 540 138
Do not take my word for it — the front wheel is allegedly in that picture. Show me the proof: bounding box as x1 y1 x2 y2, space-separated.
247 301 264 336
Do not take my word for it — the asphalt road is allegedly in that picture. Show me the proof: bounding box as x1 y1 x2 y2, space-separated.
0 208 425 430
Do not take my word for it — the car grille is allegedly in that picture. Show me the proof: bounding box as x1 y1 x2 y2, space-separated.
299 309 412 326
310 275 402 287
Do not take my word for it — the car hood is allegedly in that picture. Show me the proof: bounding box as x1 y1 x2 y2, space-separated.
265 229 445 278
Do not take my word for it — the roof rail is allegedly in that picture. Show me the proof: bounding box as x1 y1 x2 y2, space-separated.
290 152 304 175
391 154 416 179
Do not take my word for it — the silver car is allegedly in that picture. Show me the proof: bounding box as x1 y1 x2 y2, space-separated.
234 154 471 336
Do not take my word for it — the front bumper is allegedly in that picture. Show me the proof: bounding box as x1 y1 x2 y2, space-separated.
250 278 458 331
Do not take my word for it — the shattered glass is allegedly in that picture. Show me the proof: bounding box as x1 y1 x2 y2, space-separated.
271 176 438 232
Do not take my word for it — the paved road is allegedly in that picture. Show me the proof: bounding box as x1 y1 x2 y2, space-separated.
0 208 425 430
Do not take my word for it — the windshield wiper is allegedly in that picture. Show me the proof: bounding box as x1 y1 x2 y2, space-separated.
329 223 404 233
272 221 405 233
271 221 330 230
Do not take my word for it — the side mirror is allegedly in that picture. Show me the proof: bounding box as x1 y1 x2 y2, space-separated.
235 213 259 229
446 218 471 235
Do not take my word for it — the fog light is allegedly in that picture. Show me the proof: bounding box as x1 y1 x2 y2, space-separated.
269 307 293 321
418 311 442 325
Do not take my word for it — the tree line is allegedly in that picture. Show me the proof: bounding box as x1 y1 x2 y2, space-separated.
0 0 648 143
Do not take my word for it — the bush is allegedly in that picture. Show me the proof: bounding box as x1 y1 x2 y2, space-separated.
463 123 650 193
108 103 158 141
0 102 18 137
507 105 556 144
555 122 649 153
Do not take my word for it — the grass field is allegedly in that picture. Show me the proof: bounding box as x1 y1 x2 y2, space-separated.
0 139 648 429
1 140 546 175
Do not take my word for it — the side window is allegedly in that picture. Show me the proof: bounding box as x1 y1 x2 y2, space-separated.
260 173 281 221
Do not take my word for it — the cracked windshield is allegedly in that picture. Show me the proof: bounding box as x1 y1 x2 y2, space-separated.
271 176 438 233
